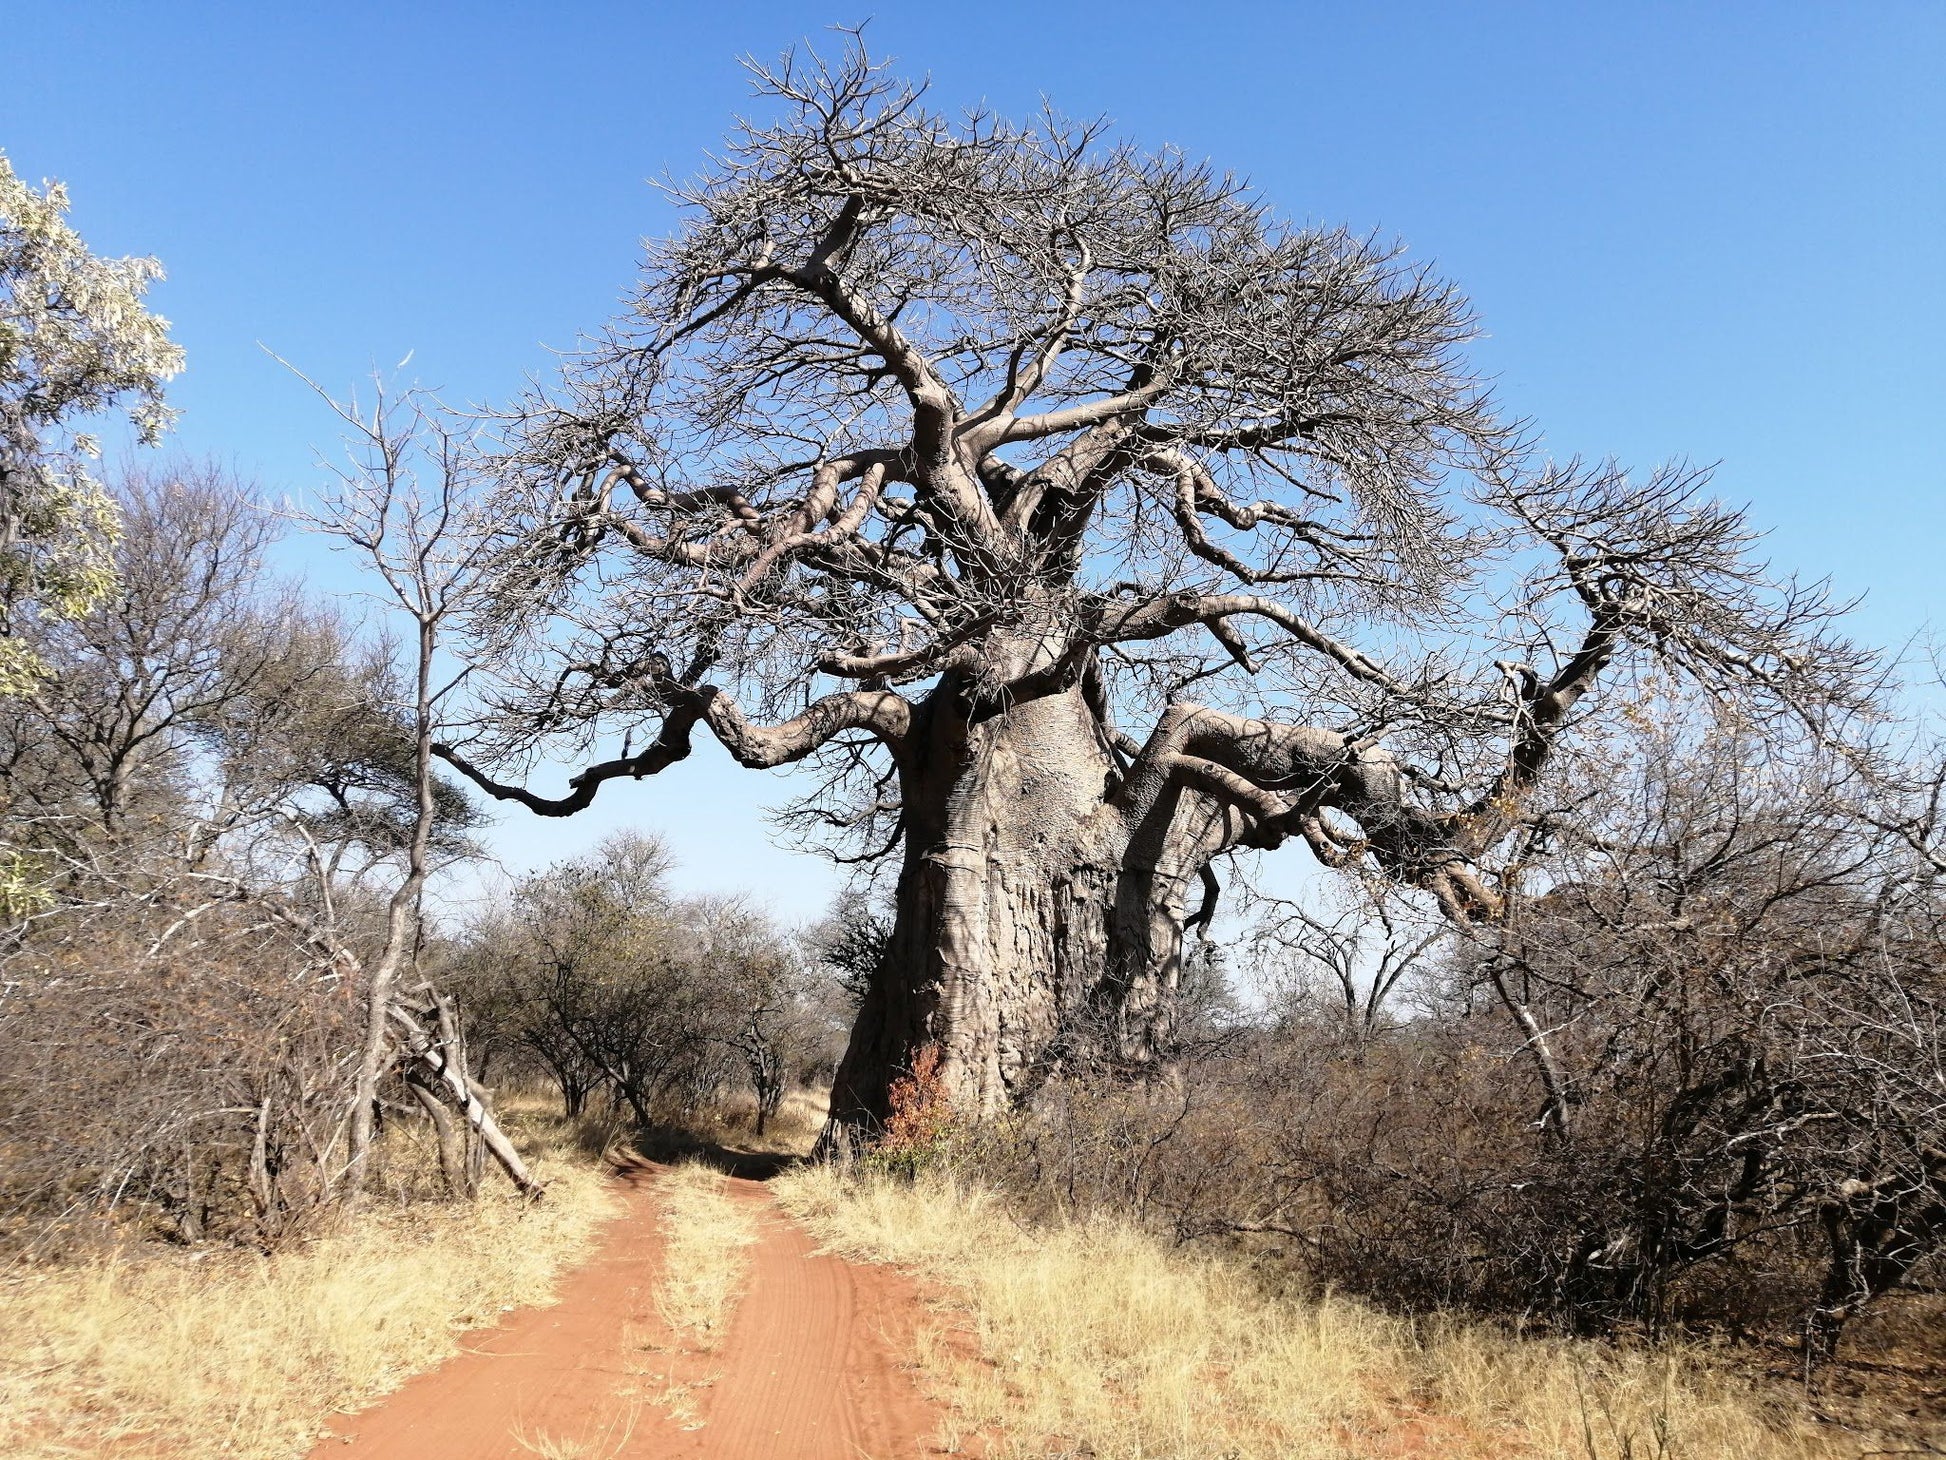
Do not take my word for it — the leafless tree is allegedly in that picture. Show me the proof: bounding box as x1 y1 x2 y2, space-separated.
298 379 540 1200
0 462 458 1244
471 833 748 1126
1226 701 1946 1353
1250 891 1446 1041
802 893 892 1013
429 36 1866 1139
1 463 355 842
0 435 547 1243
461 834 826 1134
686 894 827 1134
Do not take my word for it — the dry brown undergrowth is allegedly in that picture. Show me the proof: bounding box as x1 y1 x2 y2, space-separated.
776 1165 1849 1460
0 1096 620 1460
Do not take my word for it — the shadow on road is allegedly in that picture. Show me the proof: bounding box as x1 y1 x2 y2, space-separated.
622 1122 806 1181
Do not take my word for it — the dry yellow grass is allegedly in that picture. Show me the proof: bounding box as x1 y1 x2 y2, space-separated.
0 1098 621 1460
736 1084 831 1155
510 1399 644 1460
776 1165 1845 1460
645 1084 831 1162
652 1159 760 1349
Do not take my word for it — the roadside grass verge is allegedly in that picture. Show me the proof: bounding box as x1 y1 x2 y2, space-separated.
1 1096 620 1460
653 1159 760 1349
694 1083 830 1156
776 1164 1844 1460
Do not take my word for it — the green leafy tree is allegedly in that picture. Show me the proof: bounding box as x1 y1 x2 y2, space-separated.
0 150 184 692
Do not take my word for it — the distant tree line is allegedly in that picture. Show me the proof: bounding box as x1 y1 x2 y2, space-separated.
454 830 850 1135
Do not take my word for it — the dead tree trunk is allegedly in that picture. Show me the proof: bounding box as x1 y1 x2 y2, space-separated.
390 999 543 1199
406 1070 471 1197
344 614 439 1198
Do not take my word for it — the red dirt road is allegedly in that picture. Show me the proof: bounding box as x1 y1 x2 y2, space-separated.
307 1166 944 1460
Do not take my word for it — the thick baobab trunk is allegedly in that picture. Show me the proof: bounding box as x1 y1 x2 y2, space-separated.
826 667 1205 1137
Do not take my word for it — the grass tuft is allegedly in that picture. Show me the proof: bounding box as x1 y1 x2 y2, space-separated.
775 1164 1842 1460
652 1159 760 1349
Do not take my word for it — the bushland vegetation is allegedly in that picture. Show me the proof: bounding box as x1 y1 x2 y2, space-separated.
824 684 1946 1447
0 450 846 1455
452 831 849 1138
0 432 840 1255
5 35 1945 1459
0 460 487 1248
782 1163 1853 1460
1 1100 619 1460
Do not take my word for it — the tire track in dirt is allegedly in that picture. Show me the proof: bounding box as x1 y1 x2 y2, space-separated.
307 1163 943 1460
704 1180 938 1459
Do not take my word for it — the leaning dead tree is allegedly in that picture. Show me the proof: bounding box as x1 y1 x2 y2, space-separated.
303 378 541 1200
437 38 1866 1138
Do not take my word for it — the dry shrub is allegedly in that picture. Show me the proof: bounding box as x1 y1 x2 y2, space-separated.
0 1098 619 1460
963 1058 1282 1242
968 864 1946 1362
452 833 845 1132
0 894 361 1252
864 1043 961 1179
955 1030 1946 1446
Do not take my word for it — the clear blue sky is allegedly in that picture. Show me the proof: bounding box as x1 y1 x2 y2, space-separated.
5 3 1941 919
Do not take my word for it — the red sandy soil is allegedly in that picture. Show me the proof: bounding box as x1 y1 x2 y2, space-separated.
306 1162 947 1460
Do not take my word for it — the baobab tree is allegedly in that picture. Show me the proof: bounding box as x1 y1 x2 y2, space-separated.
437 38 1864 1138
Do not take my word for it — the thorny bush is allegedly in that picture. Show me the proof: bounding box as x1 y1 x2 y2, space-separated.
0 885 361 1251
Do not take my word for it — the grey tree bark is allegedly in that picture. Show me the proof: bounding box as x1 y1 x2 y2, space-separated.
307 379 545 1198
830 664 1207 1124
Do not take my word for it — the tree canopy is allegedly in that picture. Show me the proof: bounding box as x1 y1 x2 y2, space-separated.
0 151 183 693
443 37 1860 925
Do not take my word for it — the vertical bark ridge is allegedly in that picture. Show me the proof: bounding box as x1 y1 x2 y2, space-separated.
826 666 1218 1137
